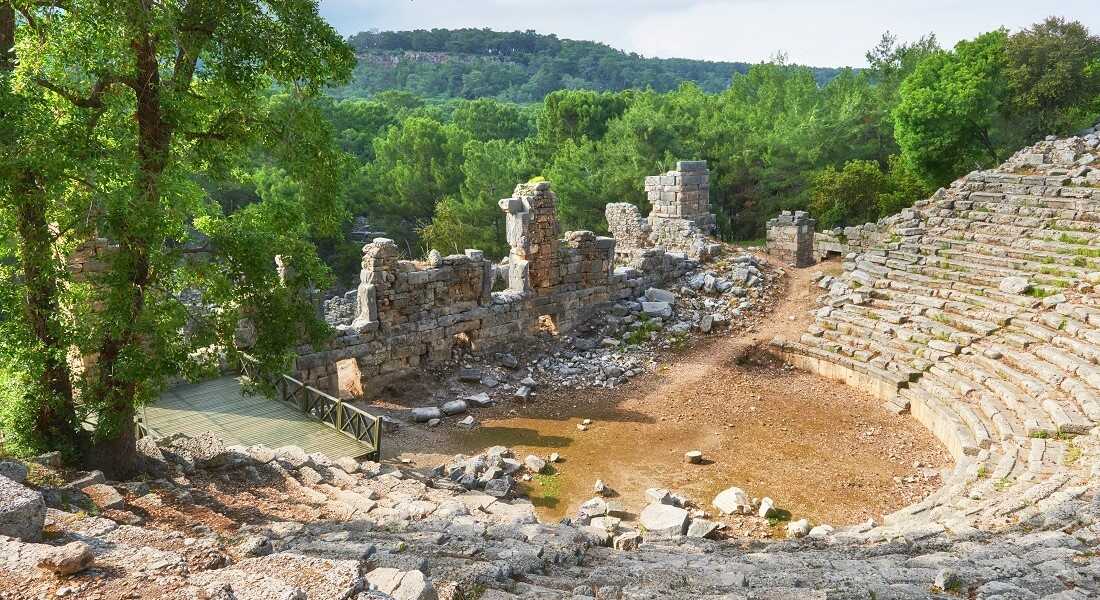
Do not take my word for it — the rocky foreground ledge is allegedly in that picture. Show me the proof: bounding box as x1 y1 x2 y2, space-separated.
2 433 1100 599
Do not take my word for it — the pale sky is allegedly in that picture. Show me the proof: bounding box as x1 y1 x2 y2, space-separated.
319 0 1100 67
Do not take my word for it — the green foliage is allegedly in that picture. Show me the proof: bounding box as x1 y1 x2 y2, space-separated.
810 156 932 228
451 98 533 141
0 0 354 472
356 116 470 250
420 139 523 258
894 19 1100 185
1004 17 1100 139
336 28 846 102
894 31 1009 184
0 365 51 458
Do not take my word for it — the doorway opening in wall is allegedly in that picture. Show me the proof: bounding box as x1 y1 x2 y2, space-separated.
537 314 559 336
452 332 473 360
335 358 363 400
822 250 842 260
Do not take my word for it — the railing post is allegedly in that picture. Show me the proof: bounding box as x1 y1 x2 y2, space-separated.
373 418 382 461
335 401 343 433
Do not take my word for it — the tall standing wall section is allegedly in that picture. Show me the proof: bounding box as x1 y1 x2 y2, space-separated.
295 180 701 396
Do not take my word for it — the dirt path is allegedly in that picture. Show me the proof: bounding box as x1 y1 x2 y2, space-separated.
384 257 950 533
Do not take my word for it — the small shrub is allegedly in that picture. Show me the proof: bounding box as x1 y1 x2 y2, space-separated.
1026 287 1057 298
1059 233 1090 245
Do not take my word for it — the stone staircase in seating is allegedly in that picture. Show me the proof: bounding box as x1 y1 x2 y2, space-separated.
773 130 1100 538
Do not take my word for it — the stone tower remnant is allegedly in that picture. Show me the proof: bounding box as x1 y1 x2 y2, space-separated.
607 160 721 262
499 181 562 293
765 210 816 267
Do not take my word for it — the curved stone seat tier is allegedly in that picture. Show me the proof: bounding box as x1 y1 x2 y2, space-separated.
772 132 1100 535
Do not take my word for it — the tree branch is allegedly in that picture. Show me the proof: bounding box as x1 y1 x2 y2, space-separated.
34 74 131 108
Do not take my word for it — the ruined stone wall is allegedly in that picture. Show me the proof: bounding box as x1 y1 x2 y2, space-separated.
499 182 562 292
608 161 721 262
605 203 650 261
645 160 714 231
68 237 114 283
296 181 699 395
809 208 926 260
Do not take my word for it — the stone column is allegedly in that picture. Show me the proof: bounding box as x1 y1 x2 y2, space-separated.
352 238 398 329
499 181 561 293
766 211 817 267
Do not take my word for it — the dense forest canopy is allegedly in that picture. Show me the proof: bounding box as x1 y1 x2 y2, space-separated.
302 20 1100 273
334 28 845 101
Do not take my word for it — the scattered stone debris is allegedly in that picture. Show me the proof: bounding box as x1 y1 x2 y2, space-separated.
366 247 780 433
0 430 1097 598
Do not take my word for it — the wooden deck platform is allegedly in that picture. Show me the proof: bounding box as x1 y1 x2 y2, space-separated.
146 376 374 459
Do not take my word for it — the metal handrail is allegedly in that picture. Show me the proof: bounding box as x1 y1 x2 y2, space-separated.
239 353 382 461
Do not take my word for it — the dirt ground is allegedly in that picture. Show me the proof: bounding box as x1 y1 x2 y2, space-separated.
380 257 951 532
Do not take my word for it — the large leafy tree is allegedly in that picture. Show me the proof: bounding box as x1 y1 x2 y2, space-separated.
355 116 469 252
0 0 353 476
420 139 524 258
893 31 1009 184
1004 17 1100 139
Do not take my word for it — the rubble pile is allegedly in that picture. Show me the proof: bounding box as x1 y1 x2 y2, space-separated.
2 433 1099 599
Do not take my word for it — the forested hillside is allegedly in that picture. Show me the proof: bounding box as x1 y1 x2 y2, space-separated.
295 18 1100 278
333 28 844 101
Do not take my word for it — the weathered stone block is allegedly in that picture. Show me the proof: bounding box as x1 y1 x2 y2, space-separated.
0 474 45 541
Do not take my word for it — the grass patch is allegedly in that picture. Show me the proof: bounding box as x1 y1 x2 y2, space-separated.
994 477 1014 491
976 465 989 479
1074 247 1100 258
1059 233 1091 245
1064 442 1082 465
462 584 488 600
766 508 793 527
25 463 65 488
1029 430 1050 439
533 472 562 500
1039 266 1075 277
625 316 663 345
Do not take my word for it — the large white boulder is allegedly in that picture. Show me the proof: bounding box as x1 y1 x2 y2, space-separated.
366 567 437 600
645 288 677 304
787 518 811 538
410 407 442 422
712 486 752 515
639 503 689 536
641 301 673 318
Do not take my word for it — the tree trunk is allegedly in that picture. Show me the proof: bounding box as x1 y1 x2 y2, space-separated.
88 11 169 478
3 1 80 453
14 176 80 449
0 2 13 72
